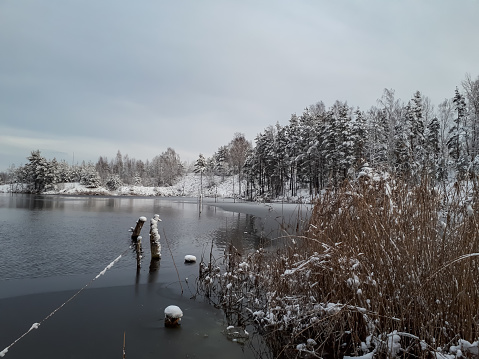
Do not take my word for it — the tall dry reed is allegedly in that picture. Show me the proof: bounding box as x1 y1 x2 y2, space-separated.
198 176 479 358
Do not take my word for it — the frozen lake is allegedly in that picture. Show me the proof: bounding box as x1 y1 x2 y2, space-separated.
0 194 309 358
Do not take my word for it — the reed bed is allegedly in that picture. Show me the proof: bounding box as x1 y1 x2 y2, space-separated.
197 176 479 358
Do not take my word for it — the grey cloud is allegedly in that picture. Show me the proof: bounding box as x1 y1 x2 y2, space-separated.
1 0 479 171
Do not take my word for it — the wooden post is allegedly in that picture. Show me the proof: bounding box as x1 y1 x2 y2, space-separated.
164 305 183 327
131 216 147 240
136 236 142 269
122 331 126 359
149 214 162 260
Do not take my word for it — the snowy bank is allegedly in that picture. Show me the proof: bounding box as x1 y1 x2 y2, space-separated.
0 174 245 198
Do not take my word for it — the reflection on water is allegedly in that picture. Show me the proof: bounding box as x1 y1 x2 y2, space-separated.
0 195 280 282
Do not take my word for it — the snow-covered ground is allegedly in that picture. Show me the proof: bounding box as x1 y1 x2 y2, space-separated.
0 172 312 203
0 173 241 198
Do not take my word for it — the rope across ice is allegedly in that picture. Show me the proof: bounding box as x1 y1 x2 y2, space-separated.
0 250 128 357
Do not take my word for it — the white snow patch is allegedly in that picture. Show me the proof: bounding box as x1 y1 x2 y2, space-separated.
466 204 474 217
29 323 40 331
164 305 183 319
344 350 375 359
450 339 479 357
94 255 122 280
184 255 197 263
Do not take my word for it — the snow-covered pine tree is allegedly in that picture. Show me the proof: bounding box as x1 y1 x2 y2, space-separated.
424 116 441 180
45 158 59 190
113 150 123 177
336 102 356 180
366 107 389 169
462 74 479 161
448 87 468 178
133 172 142 186
214 146 229 180
377 88 403 166
80 162 102 188
105 174 123 190
194 153 207 196
393 118 411 177
351 108 368 168
409 91 427 176
323 107 340 186
25 150 49 193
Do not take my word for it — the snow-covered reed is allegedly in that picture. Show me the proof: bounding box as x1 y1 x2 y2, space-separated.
198 176 479 358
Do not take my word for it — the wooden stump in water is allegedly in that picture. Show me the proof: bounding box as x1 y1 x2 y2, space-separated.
136 236 142 269
164 305 183 327
131 216 147 240
149 214 162 260
184 255 196 263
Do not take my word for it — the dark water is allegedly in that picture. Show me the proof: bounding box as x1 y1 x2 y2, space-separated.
0 194 308 358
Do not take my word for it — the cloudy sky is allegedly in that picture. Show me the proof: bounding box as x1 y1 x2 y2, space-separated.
1 0 478 171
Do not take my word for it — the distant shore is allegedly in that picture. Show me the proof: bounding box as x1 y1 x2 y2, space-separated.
0 173 312 203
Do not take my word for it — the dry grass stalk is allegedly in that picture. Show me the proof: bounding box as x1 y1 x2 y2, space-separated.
198 176 479 358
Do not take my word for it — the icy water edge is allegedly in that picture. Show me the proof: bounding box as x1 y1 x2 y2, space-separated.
0 194 308 358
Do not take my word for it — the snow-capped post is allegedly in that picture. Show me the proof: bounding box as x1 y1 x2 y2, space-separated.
184 255 196 263
131 216 147 240
149 214 162 260
164 305 183 327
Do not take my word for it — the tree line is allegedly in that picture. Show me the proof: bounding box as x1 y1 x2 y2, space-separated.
1 133 253 194
2 147 185 193
3 73 479 198
239 74 479 200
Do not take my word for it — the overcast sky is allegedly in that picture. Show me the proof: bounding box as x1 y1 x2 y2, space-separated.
1 0 478 171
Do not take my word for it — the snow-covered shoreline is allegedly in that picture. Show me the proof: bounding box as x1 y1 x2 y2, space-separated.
0 173 240 198
0 172 312 204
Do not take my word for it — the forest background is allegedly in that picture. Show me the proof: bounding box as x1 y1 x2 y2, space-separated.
2 73 479 199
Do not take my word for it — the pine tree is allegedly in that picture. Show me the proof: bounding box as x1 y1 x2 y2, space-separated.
80 162 102 188
323 108 340 186
425 117 441 180
351 109 368 167
366 107 389 169
105 174 123 191
25 150 49 193
336 103 356 180
194 154 207 196
215 146 229 180
448 88 468 178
